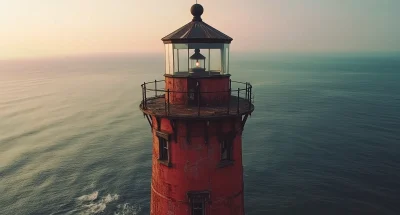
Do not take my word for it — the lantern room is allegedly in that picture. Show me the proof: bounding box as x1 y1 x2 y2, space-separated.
162 4 232 76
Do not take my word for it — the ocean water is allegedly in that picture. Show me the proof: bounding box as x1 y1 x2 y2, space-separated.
1 53 400 215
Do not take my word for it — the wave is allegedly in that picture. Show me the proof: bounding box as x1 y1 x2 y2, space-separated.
77 192 118 214
114 203 142 215
76 192 140 215
77 191 99 202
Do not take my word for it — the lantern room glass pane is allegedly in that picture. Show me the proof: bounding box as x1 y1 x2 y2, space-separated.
164 44 174 75
174 48 179 73
209 49 221 72
203 49 210 71
224 44 230 74
171 44 190 74
173 44 189 49
168 44 174 75
164 44 169 74
178 48 189 73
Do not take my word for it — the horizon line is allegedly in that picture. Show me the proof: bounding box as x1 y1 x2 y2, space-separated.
1 50 400 62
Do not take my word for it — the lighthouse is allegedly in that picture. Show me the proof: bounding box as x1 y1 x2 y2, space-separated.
140 3 254 215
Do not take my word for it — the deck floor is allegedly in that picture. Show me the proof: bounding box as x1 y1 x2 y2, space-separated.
141 96 253 118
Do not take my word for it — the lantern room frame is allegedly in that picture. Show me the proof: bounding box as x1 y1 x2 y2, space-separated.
164 43 230 76
161 4 233 77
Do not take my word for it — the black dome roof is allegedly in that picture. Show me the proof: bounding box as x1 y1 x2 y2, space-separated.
161 4 232 44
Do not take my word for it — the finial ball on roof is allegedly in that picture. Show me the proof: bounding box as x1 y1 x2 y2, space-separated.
191 4 204 17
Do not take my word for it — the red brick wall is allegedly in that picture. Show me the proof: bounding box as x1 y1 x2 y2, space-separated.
165 76 230 106
150 116 244 215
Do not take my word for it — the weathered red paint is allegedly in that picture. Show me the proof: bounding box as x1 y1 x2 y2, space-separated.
151 116 244 215
165 76 230 105
149 76 245 215
165 77 188 105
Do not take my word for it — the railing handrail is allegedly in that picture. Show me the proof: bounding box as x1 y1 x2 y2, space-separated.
141 79 252 94
145 89 250 93
140 79 254 117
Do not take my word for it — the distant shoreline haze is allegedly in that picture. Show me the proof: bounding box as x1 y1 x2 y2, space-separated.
1 0 400 59
1 51 400 63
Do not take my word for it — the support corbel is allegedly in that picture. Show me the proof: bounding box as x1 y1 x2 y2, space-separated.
156 117 161 131
241 114 249 131
170 120 178 142
145 114 153 130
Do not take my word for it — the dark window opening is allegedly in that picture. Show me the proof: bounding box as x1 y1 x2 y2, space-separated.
192 200 204 215
188 191 209 215
159 137 168 161
221 139 233 161
189 90 195 101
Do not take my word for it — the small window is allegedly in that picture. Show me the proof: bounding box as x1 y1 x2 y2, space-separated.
192 199 204 215
156 131 170 166
159 137 168 161
221 139 233 161
188 191 209 215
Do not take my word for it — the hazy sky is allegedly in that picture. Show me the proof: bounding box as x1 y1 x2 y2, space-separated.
1 0 400 59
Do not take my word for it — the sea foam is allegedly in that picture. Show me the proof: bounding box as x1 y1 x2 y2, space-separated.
77 192 119 214
77 191 99 202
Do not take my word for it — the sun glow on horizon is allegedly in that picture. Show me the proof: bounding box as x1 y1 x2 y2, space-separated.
1 0 400 60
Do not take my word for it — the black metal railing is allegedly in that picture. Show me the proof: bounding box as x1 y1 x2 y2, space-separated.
140 79 254 117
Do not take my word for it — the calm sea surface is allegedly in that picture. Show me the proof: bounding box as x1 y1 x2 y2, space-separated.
1 53 400 215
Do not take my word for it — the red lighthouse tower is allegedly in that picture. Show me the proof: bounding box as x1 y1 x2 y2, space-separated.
140 4 254 215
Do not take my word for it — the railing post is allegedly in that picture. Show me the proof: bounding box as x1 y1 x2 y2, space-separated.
250 86 252 106
155 80 157 97
198 90 201 116
237 88 240 114
247 83 250 108
142 85 144 109
167 89 170 115
248 85 251 108
245 82 248 101
227 88 231 114
165 89 167 115
143 82 147 109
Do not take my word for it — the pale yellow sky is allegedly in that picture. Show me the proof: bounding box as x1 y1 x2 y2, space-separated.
1 0 399 60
